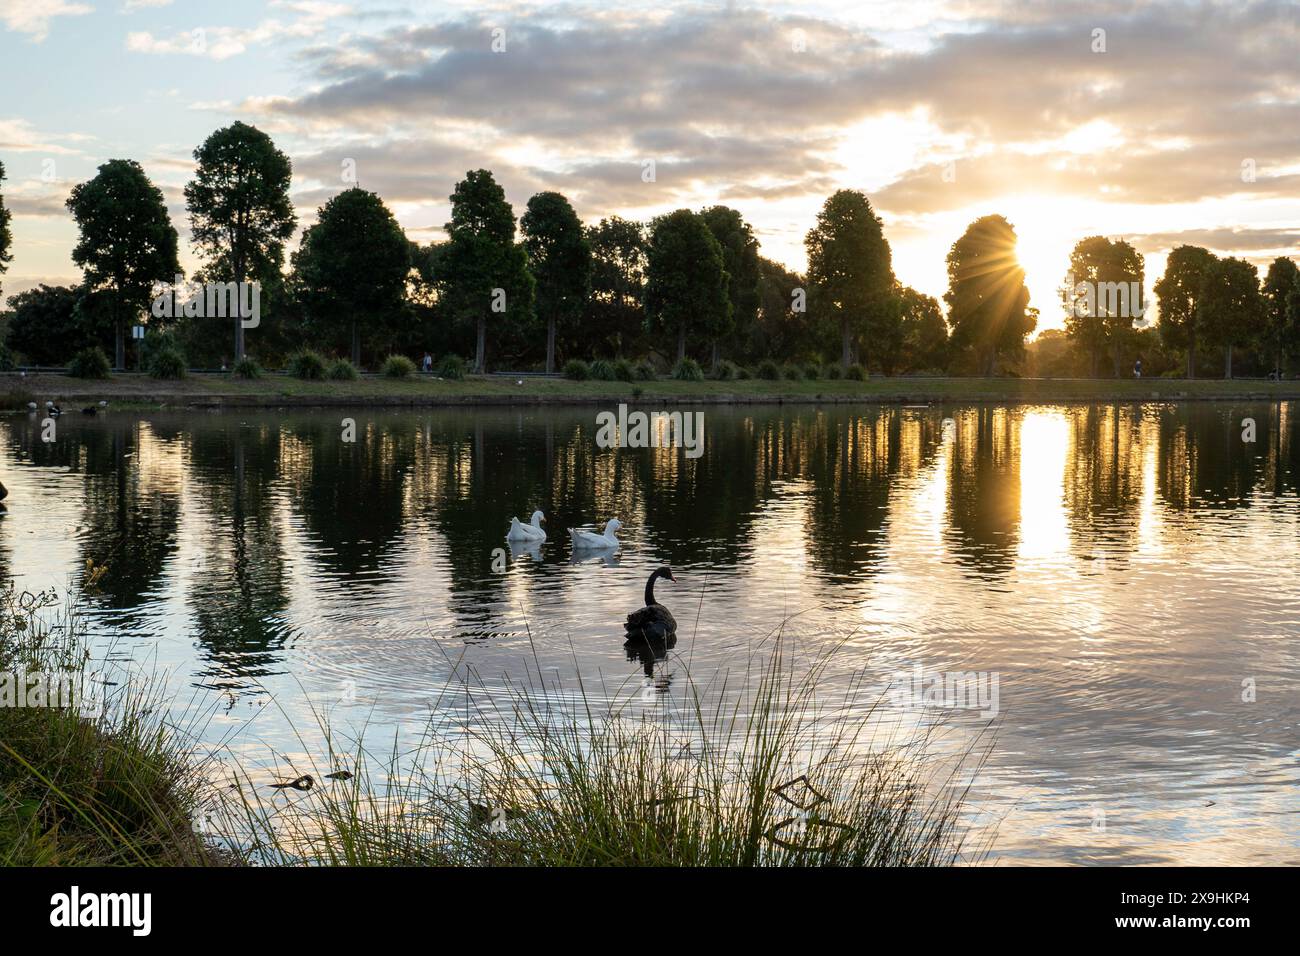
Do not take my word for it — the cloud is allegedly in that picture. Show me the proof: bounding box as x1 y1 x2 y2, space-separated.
126 2 350 60
0 0 91 41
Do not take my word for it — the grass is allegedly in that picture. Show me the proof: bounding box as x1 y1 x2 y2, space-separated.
8 369 1300 411
0 577 223 865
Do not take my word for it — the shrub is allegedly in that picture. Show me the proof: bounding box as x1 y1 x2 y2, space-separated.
148 346 187 380
782 364 803 381
757 359 780 380
68 346 111 380
288 349 327 380
634 359 657 381
326 358 358 381
589 359 618 381
382 354 416 379
437 354 467 380
804 363 821 380
672 357 704 381
737 365 753 380
233 357 261 379
713 359 739 381
563 358 590 380
613 358 635 382
825 364 843 380
846 364 867 381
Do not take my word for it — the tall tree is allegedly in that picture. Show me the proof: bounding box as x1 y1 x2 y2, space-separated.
0 160 12 300
520 191 591 373
898 285 948 372
752 256 807 362
643 209 730 362
1199 256 1265 379
1261 257 1300 377
184 122 296 362
805 190 895 368
585 216 647 358
944 215 1034 376
1061 236 1145 377
699 205 760 369
1154 245 1217 379
439 170 534 373
291 188 410 366
66 159 179 369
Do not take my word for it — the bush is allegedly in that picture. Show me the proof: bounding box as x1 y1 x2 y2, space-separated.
288 349 327 380
825 364 843 380
846 364 867 381
757 359 780 380
563 358 590 380
233 357 261 380
713 359 739 381
782 364 803 381
634 359 657 381
148 346 187 380
613 358 635 382
67 346 111 380
672 357 704 381
737 365 753 380
326 358 358 381
437 354 467 380
589 359 618 381
804 363 821 380
382 354 416 379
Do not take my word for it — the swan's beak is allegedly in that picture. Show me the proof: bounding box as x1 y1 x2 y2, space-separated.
541 516 546 523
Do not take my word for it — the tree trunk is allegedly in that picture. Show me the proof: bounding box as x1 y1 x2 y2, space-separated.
677 325 686 362
114 294 125 371
841 317 851 367
710 339 719 371
1225 343 1233 379
475 314 487 373
1187 333 1196 379
351 320 360 367
1090 348 1098 379
545 315 556 374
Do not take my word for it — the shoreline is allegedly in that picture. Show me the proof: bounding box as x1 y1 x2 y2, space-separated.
6 370 1300 410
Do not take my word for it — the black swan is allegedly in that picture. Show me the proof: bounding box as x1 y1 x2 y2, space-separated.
624 566 677 642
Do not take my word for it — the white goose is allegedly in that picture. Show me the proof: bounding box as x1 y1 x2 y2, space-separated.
506 510 547 543
570 517 622 551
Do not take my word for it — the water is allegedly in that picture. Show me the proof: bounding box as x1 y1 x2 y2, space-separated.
3 401 1298 865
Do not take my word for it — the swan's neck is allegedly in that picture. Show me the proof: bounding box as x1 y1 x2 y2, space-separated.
531 515 542 528
645 572 659 607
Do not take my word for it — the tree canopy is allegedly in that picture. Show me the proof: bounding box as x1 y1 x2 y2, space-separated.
644 209 730 362
1154 244 1217 378
944 215 1034 375
521 191 591 373
700 205 760 367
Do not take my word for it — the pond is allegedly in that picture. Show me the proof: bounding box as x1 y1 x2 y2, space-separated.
3 401 1298 865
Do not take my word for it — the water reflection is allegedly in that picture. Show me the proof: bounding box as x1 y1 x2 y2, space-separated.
3 401 1298 865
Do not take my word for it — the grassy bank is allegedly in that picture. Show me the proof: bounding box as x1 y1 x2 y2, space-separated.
6 369 1300 411
1 583 983 867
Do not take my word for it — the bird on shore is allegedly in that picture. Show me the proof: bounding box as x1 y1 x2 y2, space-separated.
624 566 677 642
45 401 61 417
506 510 546 543
570 517 621 550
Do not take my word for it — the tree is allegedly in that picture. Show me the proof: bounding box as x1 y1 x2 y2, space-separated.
66 159 179 369
644 209 730 362
1061 236 1145 377
1199 256 1265 379
585 217 647 358
1154 245 1217 379
1261 257 1300 377
438 170 534 373
5 285 86 364
944 215 1034 375
521 192 591 373
751 256 807 361
699 205 760 369
898 285 948 372
805 190 895 368
0 160 12 299
184 122 297 362
291 188 410 366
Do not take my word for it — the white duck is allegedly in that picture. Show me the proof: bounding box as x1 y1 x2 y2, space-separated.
570 517 622 551
506 510 547 543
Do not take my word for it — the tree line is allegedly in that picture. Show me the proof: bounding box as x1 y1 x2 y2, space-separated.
0 122 1295 379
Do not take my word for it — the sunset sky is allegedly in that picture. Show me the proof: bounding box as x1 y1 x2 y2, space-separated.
2 0 1298 332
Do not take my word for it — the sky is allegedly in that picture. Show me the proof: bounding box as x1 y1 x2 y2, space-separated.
2 0 1298 333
